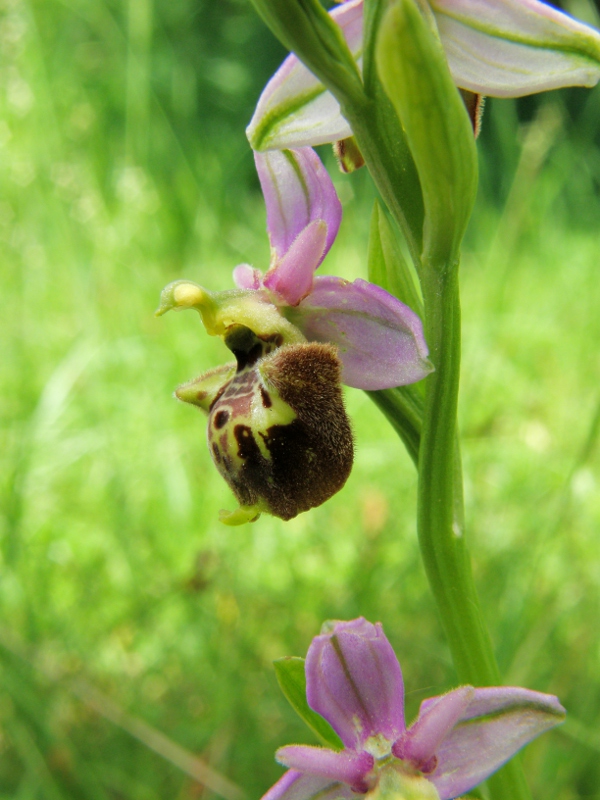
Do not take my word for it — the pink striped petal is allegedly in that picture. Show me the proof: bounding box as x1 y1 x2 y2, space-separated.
248 0 600 155
393 686 474 769
424 687 566 799
432 0 600 97
277 745 373 790
287 277 433 390
247 0 363 151
261 770 354 800
305 618 405 751
232 264 262 290
264 220 327 306
255 148 341 268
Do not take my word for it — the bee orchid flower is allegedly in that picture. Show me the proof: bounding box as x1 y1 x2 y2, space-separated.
264 618 566 800
247 0 600 152
157 147 431 524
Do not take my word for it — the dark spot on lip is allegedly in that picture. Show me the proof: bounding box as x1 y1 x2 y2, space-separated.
214 410 229 429
208 384 227 412
260 387 272 408
212 442 222 463
234 424 261 460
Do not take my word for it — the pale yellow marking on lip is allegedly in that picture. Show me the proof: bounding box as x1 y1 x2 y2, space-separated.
174 283 206 308
250 372 297 462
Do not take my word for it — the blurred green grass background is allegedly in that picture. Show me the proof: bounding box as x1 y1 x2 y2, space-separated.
1 0 600 797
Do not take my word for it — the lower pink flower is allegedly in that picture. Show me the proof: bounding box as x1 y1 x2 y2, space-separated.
265 618 565 800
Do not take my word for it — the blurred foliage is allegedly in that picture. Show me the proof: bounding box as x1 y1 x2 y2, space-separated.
1 0 600 799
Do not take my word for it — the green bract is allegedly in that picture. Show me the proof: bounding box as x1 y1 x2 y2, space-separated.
376 0 478 269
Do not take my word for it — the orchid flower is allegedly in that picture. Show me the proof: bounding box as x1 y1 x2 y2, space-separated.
157 147 431 525
247 0 600 151
265 618 566 800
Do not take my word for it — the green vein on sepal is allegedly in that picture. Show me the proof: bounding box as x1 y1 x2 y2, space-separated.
249 85 327 151
432 4 600 64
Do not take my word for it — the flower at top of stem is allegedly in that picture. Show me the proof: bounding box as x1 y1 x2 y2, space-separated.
157 148 431 524
263 618 565 800
247 0 600 152
158 146 432 392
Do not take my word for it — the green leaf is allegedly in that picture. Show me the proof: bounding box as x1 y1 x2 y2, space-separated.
368 199 423 318
376 0 478 269
273 657 343 750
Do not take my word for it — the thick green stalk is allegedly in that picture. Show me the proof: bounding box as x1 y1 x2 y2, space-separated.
418 266 531 800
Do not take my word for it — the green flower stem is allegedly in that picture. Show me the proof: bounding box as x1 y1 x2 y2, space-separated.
419 265 493 678
418 265 531 800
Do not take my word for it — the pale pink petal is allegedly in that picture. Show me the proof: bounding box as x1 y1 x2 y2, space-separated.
261 770 354 800
425 687 566 799
393 686 474 769
255 148 341 267
264 220 327 306
277 745 373 790
305 618 405 751
286 277 433 390
246 0 363 151
232 264 262 290
432 0 600 97
248 0 600 153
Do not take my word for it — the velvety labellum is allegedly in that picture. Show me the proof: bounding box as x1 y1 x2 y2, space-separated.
177 326 354 524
